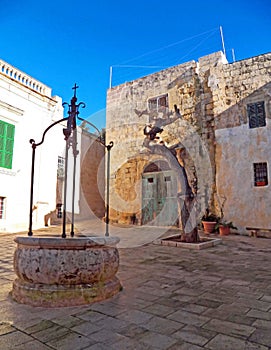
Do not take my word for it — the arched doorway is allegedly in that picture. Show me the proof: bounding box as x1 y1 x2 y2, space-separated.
141 160 178 226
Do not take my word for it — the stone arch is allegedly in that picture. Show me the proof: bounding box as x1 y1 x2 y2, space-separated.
143 159 171 173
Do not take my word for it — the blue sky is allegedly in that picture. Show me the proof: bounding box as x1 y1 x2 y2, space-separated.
1 0 270 129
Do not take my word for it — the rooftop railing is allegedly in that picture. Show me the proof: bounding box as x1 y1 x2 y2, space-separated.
0 59 52 97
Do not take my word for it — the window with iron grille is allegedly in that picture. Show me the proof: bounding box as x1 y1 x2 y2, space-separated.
254 162 268 187
0 120 15 169
56 203 62 218
57 156 65 178
148 94 168 113
247 101 266 129
0 197 5 219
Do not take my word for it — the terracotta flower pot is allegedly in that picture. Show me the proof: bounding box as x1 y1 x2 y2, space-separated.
202 221 217 234
219 226 230 236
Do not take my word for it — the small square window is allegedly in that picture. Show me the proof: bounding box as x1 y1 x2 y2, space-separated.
247 101 266 129
148 178 154 183
254 162 268 187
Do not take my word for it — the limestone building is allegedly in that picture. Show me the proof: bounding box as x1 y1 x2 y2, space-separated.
0 59 105 232
106 51 271 234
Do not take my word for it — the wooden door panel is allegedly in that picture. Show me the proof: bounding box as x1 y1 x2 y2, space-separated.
142 170 178 226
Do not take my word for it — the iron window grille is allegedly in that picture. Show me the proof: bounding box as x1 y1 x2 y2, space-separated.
0 120 15 169
254 162 268 187
247 101 266 129
148 94 169 113
56 203 63 218
0 197 5 219
57 156 65 178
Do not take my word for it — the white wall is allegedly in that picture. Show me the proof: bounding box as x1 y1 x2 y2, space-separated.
0 64 65 232
215 120 271 234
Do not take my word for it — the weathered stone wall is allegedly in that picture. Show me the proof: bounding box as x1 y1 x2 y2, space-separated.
106 51 271 232
213 54 271 232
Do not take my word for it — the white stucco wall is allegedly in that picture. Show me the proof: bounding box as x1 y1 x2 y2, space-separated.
0 61 65 232
215 120 271 234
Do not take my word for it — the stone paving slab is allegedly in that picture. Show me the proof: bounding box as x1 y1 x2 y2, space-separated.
205 333 269 350
0 229 271 349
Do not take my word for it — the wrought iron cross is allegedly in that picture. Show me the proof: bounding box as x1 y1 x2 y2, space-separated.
72 83 79 97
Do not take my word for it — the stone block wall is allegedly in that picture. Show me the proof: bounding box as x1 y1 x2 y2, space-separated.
106 51 271 231
213 53 271 232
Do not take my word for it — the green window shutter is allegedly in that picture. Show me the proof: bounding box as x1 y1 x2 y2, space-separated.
0 120 15 169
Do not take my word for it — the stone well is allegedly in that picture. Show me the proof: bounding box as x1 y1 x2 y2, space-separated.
12 236 121 307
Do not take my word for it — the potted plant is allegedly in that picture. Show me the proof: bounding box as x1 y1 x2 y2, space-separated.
201 209 220 234
216 220 237 236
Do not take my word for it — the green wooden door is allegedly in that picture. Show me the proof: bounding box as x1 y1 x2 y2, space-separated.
142 170 178 226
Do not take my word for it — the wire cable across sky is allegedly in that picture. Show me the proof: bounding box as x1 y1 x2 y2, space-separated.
110 27 221 87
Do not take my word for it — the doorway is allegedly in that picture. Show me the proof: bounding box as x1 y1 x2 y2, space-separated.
141 161 178 226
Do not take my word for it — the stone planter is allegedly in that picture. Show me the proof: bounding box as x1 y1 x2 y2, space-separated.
202 221 217 234
12 236 121 307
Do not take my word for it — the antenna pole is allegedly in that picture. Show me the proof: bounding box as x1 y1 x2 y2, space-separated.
219 26 226 58
109 66 113 89
231 48 236 62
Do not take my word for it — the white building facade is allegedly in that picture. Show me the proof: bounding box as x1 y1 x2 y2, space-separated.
0 59 65 232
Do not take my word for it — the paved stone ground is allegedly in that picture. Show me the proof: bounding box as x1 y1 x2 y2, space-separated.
0 227 271 349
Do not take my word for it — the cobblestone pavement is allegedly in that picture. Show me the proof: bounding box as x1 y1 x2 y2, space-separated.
0 227 271 349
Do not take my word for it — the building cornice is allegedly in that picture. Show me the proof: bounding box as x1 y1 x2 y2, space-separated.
0 100 24 116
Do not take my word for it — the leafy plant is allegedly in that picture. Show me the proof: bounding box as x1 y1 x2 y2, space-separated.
215 220 237 230
201 208 220 222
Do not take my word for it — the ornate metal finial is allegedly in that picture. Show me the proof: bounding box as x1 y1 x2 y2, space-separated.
72 83 79 98
62 85 86 141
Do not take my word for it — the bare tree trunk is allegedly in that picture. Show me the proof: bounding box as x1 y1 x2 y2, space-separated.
143 139 199 243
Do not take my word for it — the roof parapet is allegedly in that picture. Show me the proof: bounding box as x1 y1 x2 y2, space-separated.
0 59 52 97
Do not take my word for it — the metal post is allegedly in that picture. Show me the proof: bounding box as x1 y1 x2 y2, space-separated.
71 128 78 237
220 26 226 58
62 84 85 238
109 66 113 89
28 140 36 236
62 138 69 238
231 48 236 62
105 141 114 237
27 118 68 237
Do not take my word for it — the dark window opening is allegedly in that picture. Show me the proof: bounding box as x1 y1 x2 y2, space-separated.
165 176 171 182
254 162 268 187
144 160 170 173
0 197 5 219
56 203 62 218
247 101 266 129
147 178 154 183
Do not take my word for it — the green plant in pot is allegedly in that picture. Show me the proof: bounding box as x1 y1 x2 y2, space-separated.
201 209 220 234
216 220 237 236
